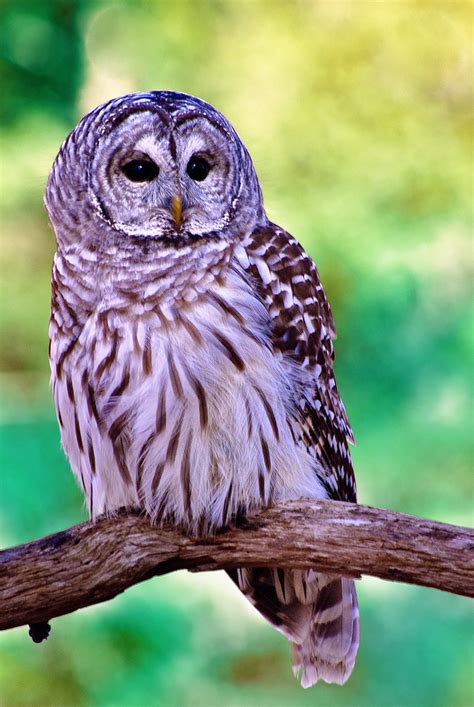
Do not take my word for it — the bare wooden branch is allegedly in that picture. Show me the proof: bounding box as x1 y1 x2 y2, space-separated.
1 499 472 632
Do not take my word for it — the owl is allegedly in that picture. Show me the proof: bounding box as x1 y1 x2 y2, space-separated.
45 91 359 688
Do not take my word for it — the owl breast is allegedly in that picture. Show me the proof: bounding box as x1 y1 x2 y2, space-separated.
51 261 327 532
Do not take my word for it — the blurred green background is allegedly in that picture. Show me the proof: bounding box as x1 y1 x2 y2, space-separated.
1 1 473 705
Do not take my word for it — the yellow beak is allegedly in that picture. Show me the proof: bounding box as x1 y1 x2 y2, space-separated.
170 193 182 228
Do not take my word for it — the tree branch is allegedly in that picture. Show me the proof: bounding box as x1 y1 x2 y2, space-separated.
1 499 472 633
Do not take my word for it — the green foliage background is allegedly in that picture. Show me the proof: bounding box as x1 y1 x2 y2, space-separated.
0 1 472 705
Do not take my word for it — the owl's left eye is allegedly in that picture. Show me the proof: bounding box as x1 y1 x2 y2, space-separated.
121 159 159 182
187 155 211 181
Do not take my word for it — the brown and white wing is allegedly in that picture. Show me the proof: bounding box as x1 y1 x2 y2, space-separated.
239 222 356 502
228 223 359 687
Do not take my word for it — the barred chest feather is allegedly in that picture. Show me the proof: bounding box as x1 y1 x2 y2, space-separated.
50 248 327 533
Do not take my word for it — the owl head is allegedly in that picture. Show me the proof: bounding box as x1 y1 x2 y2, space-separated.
45 91 266 250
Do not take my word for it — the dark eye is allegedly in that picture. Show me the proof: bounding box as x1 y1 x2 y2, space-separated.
121 159 159 182
186 155 211 181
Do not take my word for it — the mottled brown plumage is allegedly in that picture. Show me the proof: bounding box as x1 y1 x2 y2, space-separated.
241 224 356 502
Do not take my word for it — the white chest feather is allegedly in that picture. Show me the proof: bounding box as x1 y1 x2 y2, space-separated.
51 267 326 531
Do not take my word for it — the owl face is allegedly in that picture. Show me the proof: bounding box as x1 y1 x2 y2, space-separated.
92 108 242 238
46 92 265 247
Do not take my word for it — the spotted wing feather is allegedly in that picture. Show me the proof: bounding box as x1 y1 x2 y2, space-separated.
230 223 359 686
240 223 356 501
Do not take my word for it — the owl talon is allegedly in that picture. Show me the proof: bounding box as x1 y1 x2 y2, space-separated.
234 504 248 527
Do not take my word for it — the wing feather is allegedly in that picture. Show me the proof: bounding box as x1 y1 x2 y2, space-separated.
240 223 357 502
230 223 360 688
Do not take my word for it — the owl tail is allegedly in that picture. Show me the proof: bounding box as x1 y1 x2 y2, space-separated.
227 568 359 688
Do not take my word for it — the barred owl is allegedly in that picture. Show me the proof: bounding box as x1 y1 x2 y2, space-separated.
45 91 359 687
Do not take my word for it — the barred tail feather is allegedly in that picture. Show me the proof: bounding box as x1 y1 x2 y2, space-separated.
227 569 359 688
292 576 359 687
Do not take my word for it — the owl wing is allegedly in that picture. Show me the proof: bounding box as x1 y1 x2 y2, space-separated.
239 222 356 503
229 223 359 686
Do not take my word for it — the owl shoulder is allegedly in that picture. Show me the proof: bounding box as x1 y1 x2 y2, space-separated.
235 222 337 370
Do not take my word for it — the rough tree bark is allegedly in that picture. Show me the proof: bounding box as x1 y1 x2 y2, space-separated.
0 499 472 634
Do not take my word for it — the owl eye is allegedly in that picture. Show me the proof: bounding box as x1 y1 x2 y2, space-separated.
121 159 159 182
186 155 211 181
